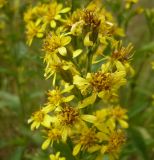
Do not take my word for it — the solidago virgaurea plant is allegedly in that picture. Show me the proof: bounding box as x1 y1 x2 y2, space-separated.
24 0 134 159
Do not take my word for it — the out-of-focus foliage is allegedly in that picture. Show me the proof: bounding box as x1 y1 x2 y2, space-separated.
0 0 154 160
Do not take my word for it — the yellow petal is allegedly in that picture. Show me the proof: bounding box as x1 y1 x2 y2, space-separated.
28 118 33 124
56 152 60 157
84 32 93 46
42 139 51 150
61 36 71 46
115 61 125 71
101 145 108 154
60 7 71 13
53 73 56 86
54 14 61 20
78 93 97 108
62 128 68 142
27 38 33 46
73 143 82 156
50 20 56 28
71 21 84 36
62 65 70 70
36 33 43 38
118 119 129 128
98 91 105 99
96 132 108 141
62 84 74 93
81 114 96 123
42 115 53 128
36 18 42 26
73 75 89 86
31 122 37 131
73 49 82 58
58 47 67 56
63 95 75 102
88 144 101 153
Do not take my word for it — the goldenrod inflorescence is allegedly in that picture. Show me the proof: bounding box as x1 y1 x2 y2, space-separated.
25 0 134 159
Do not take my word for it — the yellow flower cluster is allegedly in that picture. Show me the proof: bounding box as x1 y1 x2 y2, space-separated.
25 0 134 159
24 1 70 45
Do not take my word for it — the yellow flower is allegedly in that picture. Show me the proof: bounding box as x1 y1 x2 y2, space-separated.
43 2 70 28
65 9 84 35
28 108 53 130
44 84 74 112
100 129 126 160
25 21 45 46
68 0 102 34
49 152 65 160
51 105 96 142
82 8 101 29
44 55 69 80
106 41 134 75
108 106 128 128
70 20 84 36
94 108 109 131
24 2 70 29
24 8 35 23
42 32 71 56
73 126 103 156
24 4 47 23
44 54 78 84
42 128 61 150
74 69 126 108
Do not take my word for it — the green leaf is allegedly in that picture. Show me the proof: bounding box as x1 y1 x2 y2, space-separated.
137 41 154 52
129 127 149 160
0 91 20 109
10 146 25 160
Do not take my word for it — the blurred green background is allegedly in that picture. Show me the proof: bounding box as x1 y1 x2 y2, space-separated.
0 0 154 160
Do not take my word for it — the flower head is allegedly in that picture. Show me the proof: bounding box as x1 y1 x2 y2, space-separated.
108 106 128 128
43 32 71 56
82 9 101 29
73 127 102 156
74 69 126 107
44 54 71 80
28 109 53 130
44 84 74 112
25 21 45 46
42 128 62 150
52 105 81 142
101 129 126 159
50 104 96 142
106 41 134 75
43 2 70 28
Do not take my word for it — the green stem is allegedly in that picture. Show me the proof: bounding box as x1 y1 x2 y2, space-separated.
86 48 94 74
70 57 82 75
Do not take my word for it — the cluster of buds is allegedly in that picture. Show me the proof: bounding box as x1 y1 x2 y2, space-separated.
25 0 134 159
